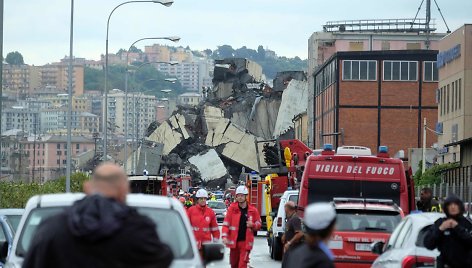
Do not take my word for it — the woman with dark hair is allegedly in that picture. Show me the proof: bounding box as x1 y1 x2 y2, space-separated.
282 203 336 268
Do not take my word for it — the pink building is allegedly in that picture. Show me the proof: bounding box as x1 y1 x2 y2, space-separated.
23 135 95 183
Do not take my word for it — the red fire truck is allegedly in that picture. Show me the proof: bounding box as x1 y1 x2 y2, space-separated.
128 173 192 197
297 144 415 267
297 144 415 215
248 138 313 230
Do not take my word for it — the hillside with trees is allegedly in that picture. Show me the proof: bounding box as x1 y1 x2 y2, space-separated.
203 45 307 80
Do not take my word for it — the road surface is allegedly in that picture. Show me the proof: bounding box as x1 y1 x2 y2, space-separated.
209 231 281 267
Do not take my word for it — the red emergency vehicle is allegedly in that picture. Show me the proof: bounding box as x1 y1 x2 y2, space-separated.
297 144 415 268
298 144 415 215
249 139 313 230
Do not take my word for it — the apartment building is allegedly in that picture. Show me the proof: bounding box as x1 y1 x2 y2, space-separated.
39 63 84 95
313 50 438 155
178 92 201 106
107 89 156 139
22 135 95 182
156 58 213 91
144 44 171 62
2 64 41 97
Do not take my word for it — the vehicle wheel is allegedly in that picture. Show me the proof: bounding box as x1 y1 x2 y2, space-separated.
269 237 274 258
272 236 283 261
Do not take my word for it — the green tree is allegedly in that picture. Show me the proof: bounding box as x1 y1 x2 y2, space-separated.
215 45 235 58
5 51 25 65
0 173 89 208
414 161 460 186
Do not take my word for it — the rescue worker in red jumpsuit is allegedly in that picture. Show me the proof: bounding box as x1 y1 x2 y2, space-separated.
187 189 220 252
222 185 262 268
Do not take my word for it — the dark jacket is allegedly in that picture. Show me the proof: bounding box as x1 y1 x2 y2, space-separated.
424 195 472 268
417 198 442 212
282 243 334 268
23 195 174 268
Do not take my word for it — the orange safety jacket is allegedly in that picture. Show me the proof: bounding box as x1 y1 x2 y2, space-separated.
187 205 220 249
221 202 262 250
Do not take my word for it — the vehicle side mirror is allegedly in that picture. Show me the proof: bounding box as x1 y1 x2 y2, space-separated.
269 212 276 217
0 241 7 262
202 242 224 264
371 241 385 255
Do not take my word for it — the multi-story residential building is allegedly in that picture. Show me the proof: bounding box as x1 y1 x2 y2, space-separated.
307 19 446 147
436 24 472 166
0 129 28 181
177 92 201 106
171 47 192 62
40 109 99 135
312 50 439 155
107 89 156 139
39 63 84 95
156 58 213 91
2 64 41 97
40 94 91 112
1 106 41 134
22 135 95 182
144 44 171 62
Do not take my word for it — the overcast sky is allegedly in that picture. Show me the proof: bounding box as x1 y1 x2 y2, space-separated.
3 0 470 65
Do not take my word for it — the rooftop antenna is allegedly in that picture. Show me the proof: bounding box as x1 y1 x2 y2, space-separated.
411 0 451 49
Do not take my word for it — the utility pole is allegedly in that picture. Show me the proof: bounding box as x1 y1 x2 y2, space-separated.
0 0 4 180
422 117 427 174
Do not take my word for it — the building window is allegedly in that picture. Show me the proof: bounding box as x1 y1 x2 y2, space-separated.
57 159 60 165
446 84 450 114
424 61 438 82
458 78 462 110
383 61 417 81
57 143 60 149
76 144 80 149
63 159 67 164
342 60 376 81
452 81 455 111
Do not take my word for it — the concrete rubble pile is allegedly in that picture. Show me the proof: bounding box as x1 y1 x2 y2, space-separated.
135 58 308 189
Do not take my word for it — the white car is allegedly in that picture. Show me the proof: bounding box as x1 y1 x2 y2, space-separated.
371 212 443 268
268 189 298 260
2 193 223 268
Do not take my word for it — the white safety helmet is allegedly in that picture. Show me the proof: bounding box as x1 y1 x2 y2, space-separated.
196 189 209 198
235 185 249 195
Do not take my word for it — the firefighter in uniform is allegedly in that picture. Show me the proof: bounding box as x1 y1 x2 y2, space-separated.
222 185 262 268
187 189 220 252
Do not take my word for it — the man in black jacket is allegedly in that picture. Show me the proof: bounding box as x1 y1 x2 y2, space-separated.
282 203 336 268
23 162 174 268
424 195 472 268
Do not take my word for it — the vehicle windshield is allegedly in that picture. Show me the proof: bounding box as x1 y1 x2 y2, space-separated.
17 207 65 257
208 202 226 209
335 209 401 233
6 215 22 232
137 207 193 259
16 207 193 259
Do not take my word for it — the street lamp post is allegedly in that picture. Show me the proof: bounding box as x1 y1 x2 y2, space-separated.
123 37 179 172
103 0 173 163
66 0 74 192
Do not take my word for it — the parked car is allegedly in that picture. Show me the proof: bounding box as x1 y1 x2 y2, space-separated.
267 189 299 260
207 200 227 223
371 212 444 268
0 215 15 268
329 198 404 268
1 193 224 268
0 209 24 232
